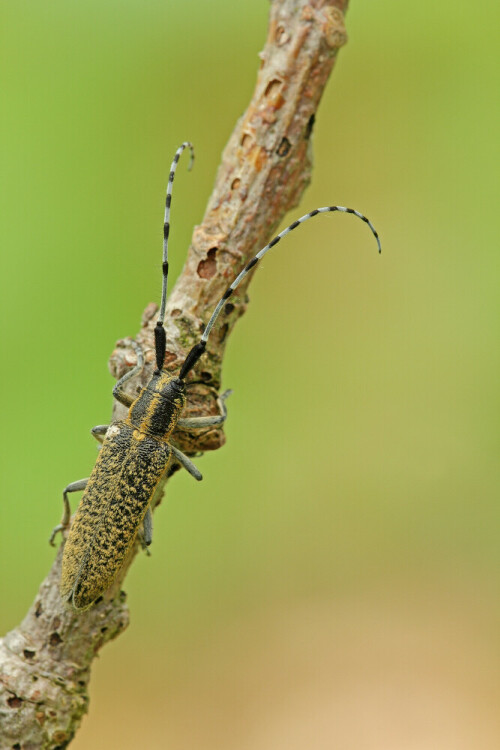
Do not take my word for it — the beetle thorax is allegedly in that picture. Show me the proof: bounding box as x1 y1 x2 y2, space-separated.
126 371 186 441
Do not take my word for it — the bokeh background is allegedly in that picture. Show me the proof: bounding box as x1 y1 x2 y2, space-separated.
1 1 499 748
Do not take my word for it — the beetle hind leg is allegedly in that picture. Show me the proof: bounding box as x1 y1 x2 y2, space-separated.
138 505 153 554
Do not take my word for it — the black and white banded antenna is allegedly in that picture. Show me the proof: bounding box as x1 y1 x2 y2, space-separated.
179 205 381 380
154 141 195 373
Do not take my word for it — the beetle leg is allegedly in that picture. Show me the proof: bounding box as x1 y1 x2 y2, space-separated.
138 505 153 553
49 478 89 546
113 340 145 407
177 389 232 429
170 444 203 481
91 424 108 444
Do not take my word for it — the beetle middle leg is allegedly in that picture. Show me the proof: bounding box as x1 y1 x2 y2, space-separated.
49 478 89 546
169 390 231 482
169 444 203 481
142 443 207 547
91 424 108 444
49 422 108 546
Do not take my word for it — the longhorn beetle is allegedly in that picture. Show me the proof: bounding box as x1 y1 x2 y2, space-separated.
50 142 381 611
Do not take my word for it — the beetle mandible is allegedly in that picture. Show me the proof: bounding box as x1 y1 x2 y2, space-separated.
50 142 381 611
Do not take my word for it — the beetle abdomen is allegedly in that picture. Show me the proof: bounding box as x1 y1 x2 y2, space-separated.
61 422 171 610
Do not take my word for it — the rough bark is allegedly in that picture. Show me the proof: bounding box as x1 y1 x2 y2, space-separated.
0 1 349 746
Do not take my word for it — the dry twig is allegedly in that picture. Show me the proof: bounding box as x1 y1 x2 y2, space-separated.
0 1 349 746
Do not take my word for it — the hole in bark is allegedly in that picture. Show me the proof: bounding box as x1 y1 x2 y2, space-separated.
276 25 290 45
231 178 241 191
52 732 69 750
52 616 61 629
49 632 62 646
197 248 217 279
218 323 229 342
12 744 21 749
95 596 104 605
7 696 23 709
53 731 69 744
101 626 108 633
35 601 43 617
264 78 282 98
224 303 234 315
305 114 316 139
23 649 35 660
276 137 291 157
200 371 212 382
240 133 252 149
171 308 182 318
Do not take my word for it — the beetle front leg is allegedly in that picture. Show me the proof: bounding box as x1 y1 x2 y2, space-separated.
113 340 145 408
177 389 232 429
49 478 89 546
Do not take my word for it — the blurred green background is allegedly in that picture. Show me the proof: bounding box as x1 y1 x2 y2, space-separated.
1 1 499 747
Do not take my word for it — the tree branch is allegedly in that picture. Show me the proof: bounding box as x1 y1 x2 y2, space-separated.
0 1 349 746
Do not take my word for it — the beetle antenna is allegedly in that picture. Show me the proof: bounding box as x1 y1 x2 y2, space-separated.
155 141 195 372
179 205 381 380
